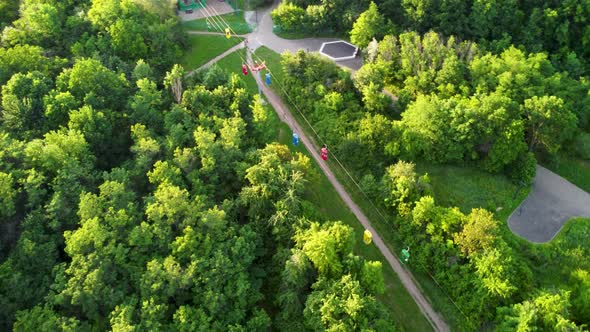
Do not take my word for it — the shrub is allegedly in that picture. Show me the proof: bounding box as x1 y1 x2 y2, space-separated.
381 160 431 216
304 5 327 34
359 174 380 200
271 2 306 32
506 151 537 185
574 131 590 160
203 65 227 90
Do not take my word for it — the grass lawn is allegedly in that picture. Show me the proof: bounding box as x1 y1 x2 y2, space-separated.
181 12 252 34
213 48 259 94
416 163 530 222
549 217 590 252
181 34 243 71
542 154 590 193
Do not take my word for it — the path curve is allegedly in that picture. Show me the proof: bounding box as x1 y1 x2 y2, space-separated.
248 51 449 332
186 40 245 77
508 165 590 243
246 1 336 54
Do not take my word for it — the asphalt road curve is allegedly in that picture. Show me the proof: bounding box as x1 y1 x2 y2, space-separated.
508 165 590 243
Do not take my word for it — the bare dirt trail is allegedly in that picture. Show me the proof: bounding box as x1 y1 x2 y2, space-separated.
247 52 449 332
182 8 449 330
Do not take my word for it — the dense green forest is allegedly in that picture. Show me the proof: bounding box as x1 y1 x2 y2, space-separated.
2 0 590 331
0 0 394 330
274 47 588 330
270 0 590 330
273 0 590 76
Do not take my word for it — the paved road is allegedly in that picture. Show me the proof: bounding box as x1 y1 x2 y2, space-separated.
508 165 590 243
245 1 363 71
248 51 448 332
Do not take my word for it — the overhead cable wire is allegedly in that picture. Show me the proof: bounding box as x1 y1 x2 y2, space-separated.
194 7 475 327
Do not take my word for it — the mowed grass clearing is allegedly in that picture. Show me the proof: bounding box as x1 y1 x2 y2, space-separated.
254 46 286 88
416 163 530 223
543 154 590 194
181 34 243 71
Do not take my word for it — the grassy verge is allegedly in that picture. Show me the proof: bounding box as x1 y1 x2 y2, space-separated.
214 48 259 94
181 12 252 34
253 46 285 84
548 217 590 252
542 154 590 193
181 34 243 71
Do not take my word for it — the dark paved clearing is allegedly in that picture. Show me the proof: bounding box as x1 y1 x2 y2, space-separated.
322 41 357 58
508 165 590 243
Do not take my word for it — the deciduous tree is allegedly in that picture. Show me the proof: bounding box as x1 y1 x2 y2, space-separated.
350 2 386 48
522 95 577 154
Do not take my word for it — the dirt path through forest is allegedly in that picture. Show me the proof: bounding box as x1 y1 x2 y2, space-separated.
183 11 448 332
247 52 449 332
187 2 589 328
